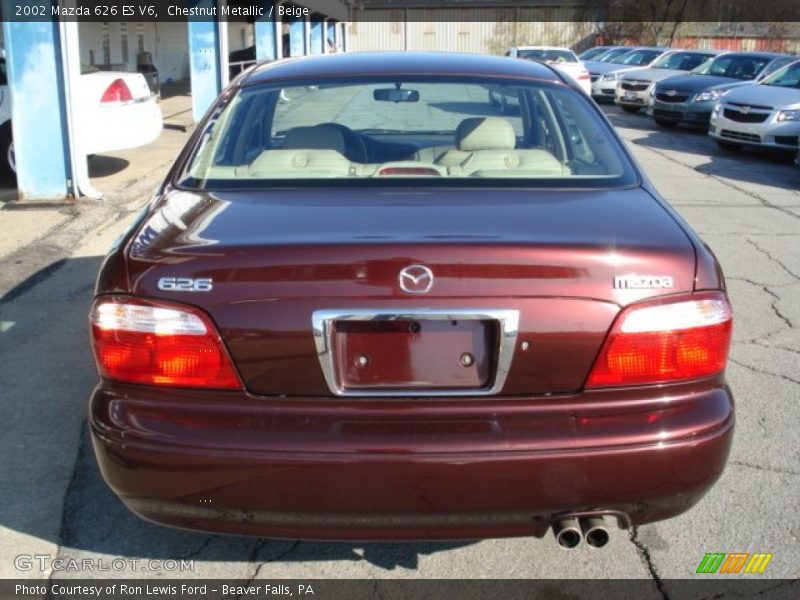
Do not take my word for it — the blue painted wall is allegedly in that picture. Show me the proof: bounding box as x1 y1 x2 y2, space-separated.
187 0 222 122
2 20 71 200
310 20 324 55
289 18 306 57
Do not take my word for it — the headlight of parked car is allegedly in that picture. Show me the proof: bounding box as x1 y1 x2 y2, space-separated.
776 110 800 121
602 72 620 81
694 89 724 103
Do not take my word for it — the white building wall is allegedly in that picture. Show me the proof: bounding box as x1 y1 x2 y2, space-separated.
227 22 255 52
348 8 596 54
78 21 189 82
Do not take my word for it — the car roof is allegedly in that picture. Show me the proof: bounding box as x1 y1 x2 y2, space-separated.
243 51 564 86
715 51 795 59
514 46 575 52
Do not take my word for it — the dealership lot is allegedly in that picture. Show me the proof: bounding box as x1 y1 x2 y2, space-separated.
0 99 798 592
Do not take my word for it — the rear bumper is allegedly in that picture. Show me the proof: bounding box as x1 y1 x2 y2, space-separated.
81 97 163 155
90 380 734 540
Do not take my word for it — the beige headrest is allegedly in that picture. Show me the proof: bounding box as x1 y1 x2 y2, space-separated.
283 125 346 154
456 117 516 151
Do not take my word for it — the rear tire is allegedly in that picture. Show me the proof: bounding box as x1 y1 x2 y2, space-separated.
0 122 14 177
621 106 641 114
654 118 678 128
716 140 743 152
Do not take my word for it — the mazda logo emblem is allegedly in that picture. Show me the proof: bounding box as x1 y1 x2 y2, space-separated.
665 89 677 97
398 265 434 294
740 105 751 114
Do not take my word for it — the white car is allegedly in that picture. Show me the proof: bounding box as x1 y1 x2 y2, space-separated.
588 47 672 101
507 46 591 95
0 52 162 175
709 60 800 151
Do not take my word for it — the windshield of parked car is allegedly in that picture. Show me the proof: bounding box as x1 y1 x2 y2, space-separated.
699 54 772 80
180 77 636 189
761 61 800 87
613 49 663 66
517 49 577 63
596 48 631 62
651 51 714 71
578 47 607 60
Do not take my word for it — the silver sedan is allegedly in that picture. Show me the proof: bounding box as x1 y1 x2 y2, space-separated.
709 60 800 151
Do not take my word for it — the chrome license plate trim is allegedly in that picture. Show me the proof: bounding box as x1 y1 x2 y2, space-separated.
311 308 520 397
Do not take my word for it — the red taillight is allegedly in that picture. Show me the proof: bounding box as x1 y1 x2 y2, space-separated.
101 79 133 104
577 69 591 81
586 293 733 388
90 297 242 389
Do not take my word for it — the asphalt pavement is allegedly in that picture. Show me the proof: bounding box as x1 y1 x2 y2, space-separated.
0 101 797 595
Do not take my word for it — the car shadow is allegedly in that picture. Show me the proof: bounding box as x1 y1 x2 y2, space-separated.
88 156 131 178
0 256 475 572
0 172 17 201
64 427 471 569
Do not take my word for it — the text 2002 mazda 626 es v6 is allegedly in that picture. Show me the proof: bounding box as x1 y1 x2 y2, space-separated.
89 52 734 549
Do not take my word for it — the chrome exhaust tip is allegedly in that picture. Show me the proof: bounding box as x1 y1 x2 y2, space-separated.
552 518 582 549
580 517 610 549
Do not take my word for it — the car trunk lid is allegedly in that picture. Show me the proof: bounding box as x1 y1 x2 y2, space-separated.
124 187 696 396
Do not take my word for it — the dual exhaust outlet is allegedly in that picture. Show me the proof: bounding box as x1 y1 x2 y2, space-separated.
552 516 610 549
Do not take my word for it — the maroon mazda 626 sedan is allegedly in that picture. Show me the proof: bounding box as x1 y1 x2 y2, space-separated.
89 52 733 548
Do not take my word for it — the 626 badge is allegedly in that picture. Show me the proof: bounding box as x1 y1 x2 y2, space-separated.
157 277 213 292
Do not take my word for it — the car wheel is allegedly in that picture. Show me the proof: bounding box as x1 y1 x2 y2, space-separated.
622 106 641 114
0 122 15 177
716 140 743 152
654 118 677 128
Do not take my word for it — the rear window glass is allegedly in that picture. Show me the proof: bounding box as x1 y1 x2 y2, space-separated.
179 77 637 189
517 49 577 63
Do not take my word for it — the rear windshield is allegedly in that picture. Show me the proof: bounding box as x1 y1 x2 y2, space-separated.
701 54 772 80
179 77 637 189
517 49 577 63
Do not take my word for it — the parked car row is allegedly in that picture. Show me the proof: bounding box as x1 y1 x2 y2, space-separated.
579 44 800 156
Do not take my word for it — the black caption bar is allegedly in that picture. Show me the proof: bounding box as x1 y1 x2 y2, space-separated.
1 0 800 22
2 579 799 600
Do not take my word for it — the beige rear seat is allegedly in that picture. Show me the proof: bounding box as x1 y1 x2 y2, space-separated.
437 116 570 176
435 117 517 167
243 149 354 178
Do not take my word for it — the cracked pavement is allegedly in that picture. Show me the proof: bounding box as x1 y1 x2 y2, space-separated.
0 103 797 592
